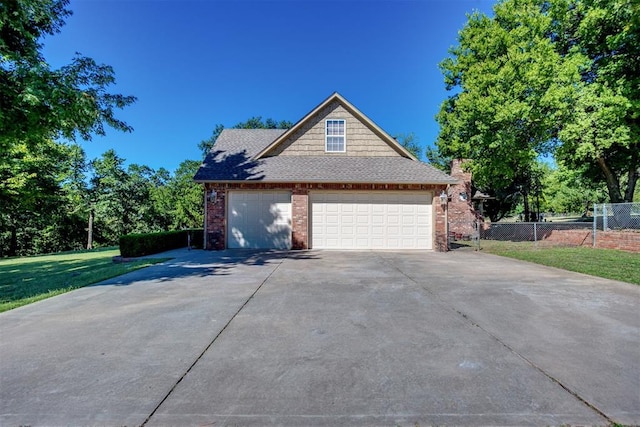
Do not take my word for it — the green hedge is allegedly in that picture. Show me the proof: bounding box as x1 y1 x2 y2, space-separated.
119 229 204 258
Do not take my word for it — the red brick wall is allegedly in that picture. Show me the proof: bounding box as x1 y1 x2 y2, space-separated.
204 184 227 250
544 229 640 252
204 182 449 251
434 198 448 252
291 189 308 250
544 229 592 246
594 231 640 252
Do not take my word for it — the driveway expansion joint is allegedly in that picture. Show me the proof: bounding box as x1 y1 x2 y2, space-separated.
139 256 285 427
376 253 614 426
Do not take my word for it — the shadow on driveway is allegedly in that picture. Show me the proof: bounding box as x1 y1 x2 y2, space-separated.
96 248 320 286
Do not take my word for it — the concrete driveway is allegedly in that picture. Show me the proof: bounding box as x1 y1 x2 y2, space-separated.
1 249 638 426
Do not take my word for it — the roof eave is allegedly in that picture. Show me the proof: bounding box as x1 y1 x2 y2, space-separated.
194 178 457 185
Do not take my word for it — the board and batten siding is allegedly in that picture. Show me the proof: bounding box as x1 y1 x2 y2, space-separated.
268 101 400 157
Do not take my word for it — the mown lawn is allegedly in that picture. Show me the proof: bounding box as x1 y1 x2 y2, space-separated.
0 248 168 313
473 241 640 285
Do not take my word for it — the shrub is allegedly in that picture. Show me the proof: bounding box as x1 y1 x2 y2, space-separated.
119 229 203 257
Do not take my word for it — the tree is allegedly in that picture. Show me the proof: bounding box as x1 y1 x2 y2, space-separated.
436 0 572 220
541 161 608 214
198 124 225 158
0 0 136 149
162 160 203 229
89 150 129 244
0 0 135 254
436 0 638 208
394 133 422 158
198 117 293 157
0 139 76 255
88 150 169 245
554 0 639 203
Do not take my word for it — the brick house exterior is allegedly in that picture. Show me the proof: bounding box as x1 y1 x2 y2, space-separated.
195 93 458 251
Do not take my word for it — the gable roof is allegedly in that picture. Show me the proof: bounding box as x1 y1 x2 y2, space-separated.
193 128 457 184
255 92 415 159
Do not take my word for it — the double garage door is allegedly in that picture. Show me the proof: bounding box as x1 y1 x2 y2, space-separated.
227 190 433 250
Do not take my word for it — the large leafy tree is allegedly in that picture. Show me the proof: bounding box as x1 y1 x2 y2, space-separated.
1 0 136 254
555 0 639 202
0 139 80 255
436 0 638 208
436 0 576 220
0 0 136 149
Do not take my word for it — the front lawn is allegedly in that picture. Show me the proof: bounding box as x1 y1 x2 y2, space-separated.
0 248 168 313
474 241 640 285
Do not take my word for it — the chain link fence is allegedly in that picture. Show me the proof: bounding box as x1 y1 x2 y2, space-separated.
449 220 594 249
449 202 640 251
593 202 640 250
593 202 640 231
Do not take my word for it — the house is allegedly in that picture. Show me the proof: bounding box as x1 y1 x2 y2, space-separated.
194 92 458 251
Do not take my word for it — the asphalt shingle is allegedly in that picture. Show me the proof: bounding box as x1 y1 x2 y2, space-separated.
194 129 457 184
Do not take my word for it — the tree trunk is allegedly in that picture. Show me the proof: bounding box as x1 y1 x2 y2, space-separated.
87 209 94 250
8 225 17 257
596 156 623 203
624 148 639 202
522 190 531 222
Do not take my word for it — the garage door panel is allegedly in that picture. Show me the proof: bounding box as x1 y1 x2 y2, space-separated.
311 191 432 250
228 191 291 249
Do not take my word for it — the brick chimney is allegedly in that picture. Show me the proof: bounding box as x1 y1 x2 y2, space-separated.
448 159 477 238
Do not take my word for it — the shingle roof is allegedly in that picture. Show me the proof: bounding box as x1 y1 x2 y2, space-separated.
194 129 457 184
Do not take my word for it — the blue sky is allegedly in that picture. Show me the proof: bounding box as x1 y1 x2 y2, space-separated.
43 0 495 173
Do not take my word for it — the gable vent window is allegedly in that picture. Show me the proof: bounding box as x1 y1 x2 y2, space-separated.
325 119 346 152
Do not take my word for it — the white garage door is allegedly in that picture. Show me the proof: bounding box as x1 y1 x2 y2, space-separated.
311 191 433 249
227 191 292 249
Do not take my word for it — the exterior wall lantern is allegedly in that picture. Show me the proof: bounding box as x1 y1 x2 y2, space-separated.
439 190 448 206
208 189 217 204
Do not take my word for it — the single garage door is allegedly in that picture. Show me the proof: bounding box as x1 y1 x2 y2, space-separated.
311 191 433 249
227 191 292 249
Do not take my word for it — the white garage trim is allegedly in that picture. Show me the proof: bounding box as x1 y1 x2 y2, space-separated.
227 191 292 249
311 191 433 250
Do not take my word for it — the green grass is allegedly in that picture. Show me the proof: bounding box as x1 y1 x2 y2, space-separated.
472 241 640 285
0 247 169 313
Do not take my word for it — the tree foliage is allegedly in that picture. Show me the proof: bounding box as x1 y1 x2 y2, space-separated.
0 143 204 256
541 161 608 214
0 0 136 149
555 0 639 203
394 132 422 158
0 0 139 255
435 0 639 210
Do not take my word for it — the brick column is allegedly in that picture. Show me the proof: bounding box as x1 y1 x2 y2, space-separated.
448 159 477 237
434 186 449 252
205 185 226 250
291 188 309 249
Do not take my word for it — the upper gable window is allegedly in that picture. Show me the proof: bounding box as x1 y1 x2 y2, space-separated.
325 119 346 152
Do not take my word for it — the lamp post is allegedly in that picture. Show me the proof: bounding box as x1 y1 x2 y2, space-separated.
472 190 494 251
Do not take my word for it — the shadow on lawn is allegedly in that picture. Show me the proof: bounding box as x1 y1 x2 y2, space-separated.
0 256 156 305
94 249 320 286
